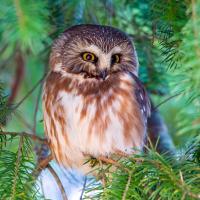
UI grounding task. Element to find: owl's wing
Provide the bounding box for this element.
[129,72,151,124]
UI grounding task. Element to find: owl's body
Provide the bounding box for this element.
[43,24,150,171]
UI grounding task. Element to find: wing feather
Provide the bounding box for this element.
[129,72,151,124]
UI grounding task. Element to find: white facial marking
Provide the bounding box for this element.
[81,45,123,71]
[54,63,62,71]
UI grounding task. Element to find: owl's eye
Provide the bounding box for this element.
[111,54,121,65]
[82,52,97,62]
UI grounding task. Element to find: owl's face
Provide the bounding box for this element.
[50,24,139,80]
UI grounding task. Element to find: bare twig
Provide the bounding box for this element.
[13,112,33,131]
[33,83,43,134]
[37,154,53,170]
[32,153,53,178]
[47,164,68,200]
[154,91,183,110]
[80,176,87,200]
[14,74,46,110]
[0,131,47,144]
[0,53,14,71]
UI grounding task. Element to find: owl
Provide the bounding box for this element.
[42,24,150,172]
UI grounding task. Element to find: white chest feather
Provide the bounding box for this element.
[43,73,145,168]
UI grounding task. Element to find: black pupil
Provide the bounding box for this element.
[86,54,92,60]
[112,55,119,64]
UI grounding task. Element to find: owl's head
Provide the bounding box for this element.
[50,24,139,80]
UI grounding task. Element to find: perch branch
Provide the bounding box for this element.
[47,164,68,200]
[32,153,53,178]
[0,131,47,144]
[97,156,129,172]
[37,153,53,170]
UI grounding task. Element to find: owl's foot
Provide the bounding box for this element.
[98,156,130,173]
[98,156,122,168]
[114,149,129,157]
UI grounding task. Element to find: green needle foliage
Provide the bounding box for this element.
[0,136,43,199]
[0,84,10,128]
[0,84,10,148]
[0,0,200,199]
[0,0,51,54]
[86,139,200,200]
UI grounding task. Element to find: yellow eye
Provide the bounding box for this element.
[82,52,96,62]
[111,54,121,64]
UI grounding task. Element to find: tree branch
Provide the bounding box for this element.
[154,91,183,110]
[8,51,25,104]
[0,131,47,144]
[122,172,132,200]
[13,74,46,110]
[80,177,87,200]
[47,164,68,200]
[32,153,53,178]
[97,156,129,173]
[11,136,23,199]
[33,83,43,135]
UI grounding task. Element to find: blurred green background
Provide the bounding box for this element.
[0,0,200,199]
[1,0,199,149]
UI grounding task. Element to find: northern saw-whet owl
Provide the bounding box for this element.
[42,24,150,172]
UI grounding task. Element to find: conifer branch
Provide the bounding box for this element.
[14,0,25,28]
[122,172,132,200]
[11,136,23,200]
[86,155,130,173]
[191,0,200,58]
[0,131,47,144]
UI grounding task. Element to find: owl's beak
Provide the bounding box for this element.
[99,69,108,80]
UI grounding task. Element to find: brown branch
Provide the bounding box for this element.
[154,91,183,110]
[14,112,33,131]
[80,177,87,200]
[0,131,47,144]
[0,53,14,71]
[32,153,53,179]
[8,52,25,104]
[114,150,144,163]
[47,164,68,200]
[14,74,46,110]
[37,153,53,170]
[97,156,129,172]
[33,83,43,134]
